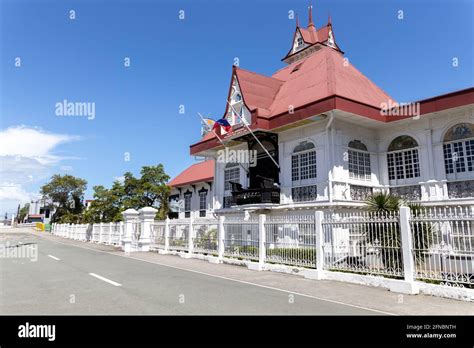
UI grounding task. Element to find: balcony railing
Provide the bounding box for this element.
[230,182,280,205]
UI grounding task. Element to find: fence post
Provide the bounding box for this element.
[257,214,266,271]
[119,221,124,244]
[138,207,158,252]
[218,215,225,261]
[315,211,325,279]
[188,213,194,255]
[99,222,104,243]
[108,222,113,244]
[164,217,170,252]
[397,206,419,294]
[121,209,139,253]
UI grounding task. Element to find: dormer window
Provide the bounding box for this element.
[297,37,304,47]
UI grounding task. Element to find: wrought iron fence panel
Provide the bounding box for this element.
[150,221,166,250]
[322,211,403,277]
[168,221,189,251]
[192,219,219,255]
[410,206,474,288]
[264,214,316,268]
[223,218,259,261]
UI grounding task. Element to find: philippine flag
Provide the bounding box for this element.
[212,118,232,134]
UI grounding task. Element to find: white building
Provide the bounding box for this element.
[168,160,215,219]
[186,7,473,217]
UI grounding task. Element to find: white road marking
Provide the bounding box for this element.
[88,273,122,287]
[43,236,395,315]
[47,254,60,261]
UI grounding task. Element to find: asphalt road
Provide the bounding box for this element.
[0,231,378,315]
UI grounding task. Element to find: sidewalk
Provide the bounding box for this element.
[24,228,474,315]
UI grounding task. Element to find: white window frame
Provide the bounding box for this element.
[199,190,207,217]
[184,192,192,218]
[443,136,474,180]
[291,144,317,187]
[224,164,240,193]
[387,147,421,185]
[347,146,371,181]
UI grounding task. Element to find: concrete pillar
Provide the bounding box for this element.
[99,222,103,243]
[218,215,225,261]
[121,208,139,253]
[395,206,419,294]
[188,213,194,254]
[108,222,113,244]
[249,214,266,271]
[315,211,324,278]
[138,207,158,252]
[164,217,170,252]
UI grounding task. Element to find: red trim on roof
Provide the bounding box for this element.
[168,160,215,188]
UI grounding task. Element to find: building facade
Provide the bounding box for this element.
[168,160,215,219]
[188,7,473,217]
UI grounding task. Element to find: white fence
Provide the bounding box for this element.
[49,205,474,297]
[51,222,124,245]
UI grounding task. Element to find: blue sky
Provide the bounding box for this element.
[0,0,472,214]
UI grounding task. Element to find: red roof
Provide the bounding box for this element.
[189,14,474,156]
[235,67,284,115]
[271,46,393,115]
[168,160,215,187]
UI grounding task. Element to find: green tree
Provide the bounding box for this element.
[18,203,30,222]
[83,182,124,223]
[40,174,87,223]
[120,165,170,219]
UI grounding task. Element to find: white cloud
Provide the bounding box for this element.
[0,126,80,213]
[0,126,80,165]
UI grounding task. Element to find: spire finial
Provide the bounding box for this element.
[308,5,315,28]
[296,13,300,27]
[328,12,332,26]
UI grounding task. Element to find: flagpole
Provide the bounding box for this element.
[198,113,249,174]
[226,101,280,169]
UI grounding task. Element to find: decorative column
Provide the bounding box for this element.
[138,207,158,252]
[217,215,225,261]
[395,206,420,294]
[121,208,139,253]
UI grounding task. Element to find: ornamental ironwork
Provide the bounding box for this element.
[350,185,373,201]
[447,180,474,199]
[292,185,317,202]
[390,185,421,201]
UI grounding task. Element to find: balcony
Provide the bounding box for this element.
[230,182,280,205]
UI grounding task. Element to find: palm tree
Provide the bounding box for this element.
[363,192,432,272]
[365,191,404,213]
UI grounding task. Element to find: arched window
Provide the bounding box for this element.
[292,141,317,182]
[443,123,474,174]
[224,162,240,191]
[348,140,371,181]
[387,136,420,181]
